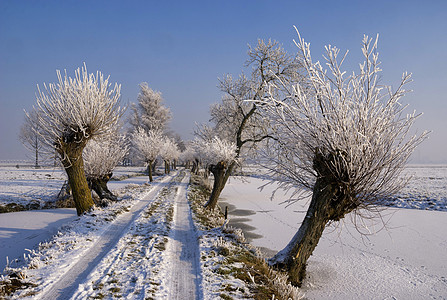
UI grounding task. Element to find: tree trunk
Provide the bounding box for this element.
[34,136,40,169]
[269,177,337,286]
[152,159,157,172]
[88,173,117,203]
[148,160,154,182]
[164,160,170,174]
[269,150,356,286]
[204,162,227,209]
[57,180,72,201]
[62,147,95,216]
[191,159,200,175]
[203,166,209,180]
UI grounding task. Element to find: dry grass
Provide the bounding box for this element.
[0,271,37,298]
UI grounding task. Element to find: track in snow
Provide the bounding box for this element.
[165,172,203,300]
[37,173,176,300]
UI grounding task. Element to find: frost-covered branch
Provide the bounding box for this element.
[193,137,237,167]
[83,135,129,179]
[199,39,304,210]
[132,128,165,181]
[259,29,428,206]
[29,63,124,215]
[33,63,124,159]
[20,109,48,167]
[132,128,163,164]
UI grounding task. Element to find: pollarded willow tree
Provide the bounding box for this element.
[257,29,428,286]
[132,127,164,182]
[32,64,123,215]
[193,136,238,205]
[83,134,128,202]
[203,39,304,209]
[179,143,196,170]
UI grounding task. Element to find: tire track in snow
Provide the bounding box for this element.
[36,172,177,300]
[70,173,180,299]
[163,171,203,300]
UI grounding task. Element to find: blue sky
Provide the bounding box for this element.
[1,0,446,163]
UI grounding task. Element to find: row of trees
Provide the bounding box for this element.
[22,65,182,216]
[21,28,427,286]
[189,30,427,286]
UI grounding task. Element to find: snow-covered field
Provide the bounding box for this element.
[219,167,447,299]
[0,165,446,299]
[389,165,447,211]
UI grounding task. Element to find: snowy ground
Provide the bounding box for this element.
[0,208,77,271]
[1,171,198,298]
[1,165,446,299]
[0,166,66,210]
[387,165,447,211]
[219,174,447,299]
[1,169,259,299]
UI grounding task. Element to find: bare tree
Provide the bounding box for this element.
[83,134,128,202]
[31,63,123,215]
[132,127,163,182]
[203,39,303,209]
[257,29,428,286]
[19,110,45,168]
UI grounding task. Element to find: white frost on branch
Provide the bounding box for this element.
[193,137,237,166]
[31,63,124,158]
[132,128,164,165]
[179,143,197,164]
[257,28,428,207]
[129,82,171,133]
[83,135,129,179]
[159,137,180,163]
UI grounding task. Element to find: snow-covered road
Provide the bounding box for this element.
[6,170,207,299]
[36,172,177,299]
[164,172,202,299]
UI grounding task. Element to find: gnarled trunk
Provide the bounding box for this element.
[147,160,154,182]
[88,173,117,203]
[270,150,356,286]
[191,158,200,175]
[61,145,94,216]
[204,161,230,209]
[164,160,170,174]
